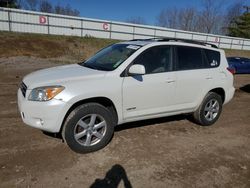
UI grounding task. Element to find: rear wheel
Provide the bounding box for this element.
[62,103,114,153]
[193,92,222,126]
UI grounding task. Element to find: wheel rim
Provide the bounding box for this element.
[204,99,220,121]
[74,114,107,146]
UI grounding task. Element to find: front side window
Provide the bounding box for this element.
[176,46,204,70]
[80,44,140,71]
[133,46,172,74]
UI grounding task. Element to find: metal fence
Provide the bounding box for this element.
[1,7,250,50]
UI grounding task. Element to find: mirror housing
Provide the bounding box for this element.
[128,64,145,75]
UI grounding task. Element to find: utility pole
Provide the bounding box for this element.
[243,6,250,13]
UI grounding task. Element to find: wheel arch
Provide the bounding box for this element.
[59,97,119,134]
[209,87,225,104]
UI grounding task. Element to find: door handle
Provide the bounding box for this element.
[206,77,213,80]
[165,79,175,83]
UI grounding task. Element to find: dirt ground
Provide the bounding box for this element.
[0,56,250,188]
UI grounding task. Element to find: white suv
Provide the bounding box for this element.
[18,38,235,153]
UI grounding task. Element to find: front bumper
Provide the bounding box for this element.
[17,89,70,133]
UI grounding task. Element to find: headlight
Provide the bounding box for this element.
[28,86,65,101]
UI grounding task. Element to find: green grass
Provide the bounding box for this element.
[0,31,250,59]
[0,31,118,60]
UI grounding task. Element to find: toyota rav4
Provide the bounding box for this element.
[18,38,235,153]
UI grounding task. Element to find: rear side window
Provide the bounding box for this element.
[176,46,204,70]
[204,49,220,68]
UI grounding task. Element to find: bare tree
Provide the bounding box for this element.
[65,4,80,16]
[54,3,64,14]
[178,8,198,31]
[39,0,53,13]
[24,0,38,11]
[156,7,179,28]
[0,0,21,8]
[156,7,199,31]
[126,16,147,25]
[197,0,224,34]
[156,0,226,34]
[227,1,244,21]
[54,3,79,16]
[223,1,244,34]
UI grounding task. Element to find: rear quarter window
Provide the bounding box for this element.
[204,49,220,68]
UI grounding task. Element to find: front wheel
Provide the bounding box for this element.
[62,103,115,153]
[193,92,223,126]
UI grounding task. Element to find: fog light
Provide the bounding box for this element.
[40,119,44,126]
[35,118,44,126]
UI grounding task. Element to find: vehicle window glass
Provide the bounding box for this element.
[176,46,204,70]
[133,46,171,74]
[204,49,220,68]
[81,44,140,71]
[243,58,250,63]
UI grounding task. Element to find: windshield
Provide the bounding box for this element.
[80,44,141,71]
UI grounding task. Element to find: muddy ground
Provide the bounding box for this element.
[0,56,249,188]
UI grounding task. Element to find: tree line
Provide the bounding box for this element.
[126,0,250,38]
[0,0,80,16]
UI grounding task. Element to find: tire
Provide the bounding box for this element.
[62,103,115,153]
[193,92,222,126]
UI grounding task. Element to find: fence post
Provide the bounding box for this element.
[81,19,83,37]
[109,22,112,39]
[230,39,233,50]
[47,15,50,34]
[132,26,135,39]
[241,40,244,50]
[7,9,11,32]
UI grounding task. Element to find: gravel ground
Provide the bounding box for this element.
[0,56,250,188]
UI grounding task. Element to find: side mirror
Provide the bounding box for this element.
[128,64,145,75]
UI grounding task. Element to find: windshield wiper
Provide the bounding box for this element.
[81,63,98,70]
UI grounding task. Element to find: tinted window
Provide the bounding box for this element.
[204,49,220,68]
[133,46,172,74]
[245,59,250,63]
[176,46,204,70]
[81,44,140,71]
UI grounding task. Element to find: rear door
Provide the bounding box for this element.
[174,46,213,110]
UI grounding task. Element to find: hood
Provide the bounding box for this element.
[23,64,106,89]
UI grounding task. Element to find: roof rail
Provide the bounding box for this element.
[130,37,218,48]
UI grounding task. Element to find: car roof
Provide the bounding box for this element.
[119,40,153,46]
[120,38,219,49]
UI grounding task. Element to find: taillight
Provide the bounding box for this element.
[227,67,236,74]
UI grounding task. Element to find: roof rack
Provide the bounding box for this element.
[130,37,218,48]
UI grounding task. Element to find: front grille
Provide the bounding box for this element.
[20,82,27,97]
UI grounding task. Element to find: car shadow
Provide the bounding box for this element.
[115,114,188,132]
[42,131,62,140]
[42,114,190,140]
[240,84,250,93]
[90,164,132,188]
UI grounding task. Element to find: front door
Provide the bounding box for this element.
[122,45,177,120]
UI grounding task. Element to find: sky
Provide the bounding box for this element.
[49,0,250,25]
